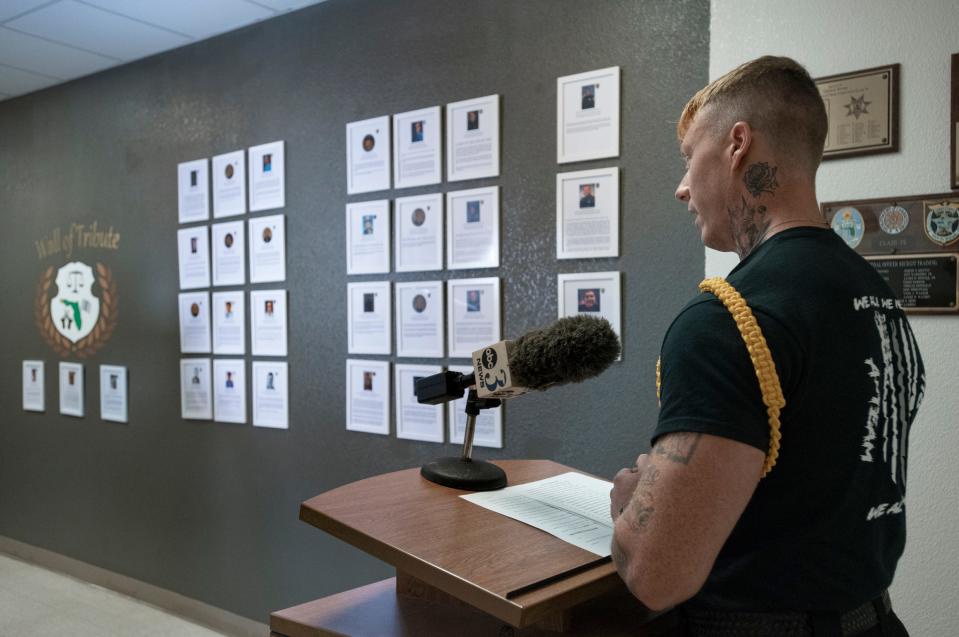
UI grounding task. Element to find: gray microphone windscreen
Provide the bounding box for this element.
[509,315,620,390]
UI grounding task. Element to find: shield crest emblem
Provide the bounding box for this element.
[50,262,101,343]
[924,201,959,247]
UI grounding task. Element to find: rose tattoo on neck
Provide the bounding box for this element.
[743,162,779,198]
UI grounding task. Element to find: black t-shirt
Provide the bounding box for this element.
[655,227,925,612]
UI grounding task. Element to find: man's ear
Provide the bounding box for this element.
[728,121,752,172]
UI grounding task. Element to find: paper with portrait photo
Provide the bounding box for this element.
[250,289,288,357]
[394,193,443,272]
[177,226,210,290]
[346,199,391,275]
[348,281,392,355]
[558,271,622,360]
[393,106,442,189]
[448,365,503,448]
[447,186,500,269]
[59,361,84,417]
[556,167,619,259]
[99,364,128,423]
[180,358,212,420]
[212,150,246,218]
[178,291,211,354]
[395,364,444,443]
[346,358,390,435]
[447,94,500,182]
[22,360,45,412]
[248,141,285,212]
[212,220,246,286]
[213,359,246,424]
[178,158,209,223]
[347,115,391,194]
[557,66,620,163]
[249,214,286,283]
[252,361,288,429]
[396,281,444,358]
[212,290,245,355]
[447,277,500,359]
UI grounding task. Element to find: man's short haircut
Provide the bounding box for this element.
[678,56,828,173]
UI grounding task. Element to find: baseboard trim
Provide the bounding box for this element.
[0,535,268,637]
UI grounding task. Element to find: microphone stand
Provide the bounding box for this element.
[420,389,507,491]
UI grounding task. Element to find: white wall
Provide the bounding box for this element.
[708,1,959,633]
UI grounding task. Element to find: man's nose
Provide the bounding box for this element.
[675,178,690,203]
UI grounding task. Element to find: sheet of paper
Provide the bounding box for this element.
[178,158,209,223]
[393,106,441,189]
[462,472,614,557]
[446,186,499,269]
[347,281,392,355]
[212,150,246,218]
[446,94,500,182]
[250,289,288,356]
[59,361,84,417]
[556,167,619,259]
[22,360,45,412]
[556,66,620,164]
[346,358,390,435]
[180,358,212,420]
[212,290,246,355]
[395,363,444,442]
[252,361,288,429]
[347,115,391,194]
[212,220,246,286]
[213,358,246,424]
[178,291,211,353]
[249,214,286,283]
[394,193,443,272]
[396,280,444,358]
[446,277,500,358]
[248,140,285,212]
[177,226,210,289]
[346,199,391,275]
[448,365,502,448]
[99,364,128,423]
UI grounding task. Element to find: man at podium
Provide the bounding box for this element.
[609,56,920,636]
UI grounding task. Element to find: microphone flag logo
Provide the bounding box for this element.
[482,347,498,369]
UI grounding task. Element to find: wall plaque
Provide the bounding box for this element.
[816,64,899,160]
[865,254,958,313]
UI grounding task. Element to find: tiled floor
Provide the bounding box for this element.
[0,553,229,637]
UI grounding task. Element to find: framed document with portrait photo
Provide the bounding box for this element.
[346,358,390,435]
[393,106,442,189]
[557,66,620,163]
[395,363,444,443]
[816,64,900,160]
[23,360,45,412]
[557,271,622,359]
[446,94,500,182]
[395,193,443,272]
[346,199,391,275]
[447,277,500,359]
[556,167,619,259]
[446,186,500,269]
[395,280,444,358]
[348,281,392,355]
[347,115,392,195]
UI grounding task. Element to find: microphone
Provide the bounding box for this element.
[415,316,620,492]
[414,315,620,404]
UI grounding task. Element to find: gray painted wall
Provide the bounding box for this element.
[0,0,708,622]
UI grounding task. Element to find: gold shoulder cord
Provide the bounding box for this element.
[656,277,785,478]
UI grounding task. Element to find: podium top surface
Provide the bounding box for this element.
[299,459,622,627]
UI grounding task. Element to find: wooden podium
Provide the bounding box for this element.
[271,460,665,636]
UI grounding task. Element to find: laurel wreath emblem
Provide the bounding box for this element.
[34,262,119,358]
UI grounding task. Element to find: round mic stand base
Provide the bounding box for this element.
[420,458,507,491]
[421,389,505,491]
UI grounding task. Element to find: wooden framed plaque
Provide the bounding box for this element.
[864,254,958,313]
[816,64,899,160]
[951,53,958,190]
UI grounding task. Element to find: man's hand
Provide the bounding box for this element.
[610,454,656,522]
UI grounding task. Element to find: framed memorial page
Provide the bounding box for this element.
[447,277,500,359]
[180,358,212,420]
[99,365,128,423]
[212,150,246,218]
[395,280,444,358]
[248,141,285,212]
[177,226,210,290]
[446,94,500,182]
[252,361,288,429]
[395,363,444,443]
[446,186,500,269]
[178,158,209,223]
[346,358,390,435]
[557,66,620,163]
[346,199,391,275]
[557,271,623,358]
[395,193,443,272]
[347,281,392,355]
[213,359,247,424]
[816,64,900,160]
[393,106,442,189]
[556,167,620,259]
[347,115,392,194]
[59,362,85,417]
[22,360,45,412]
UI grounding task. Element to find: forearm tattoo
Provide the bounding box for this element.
[729,196,770,259]
[653,432,703,465]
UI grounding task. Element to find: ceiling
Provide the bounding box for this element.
[0,0,327,102]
